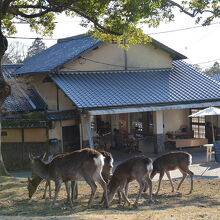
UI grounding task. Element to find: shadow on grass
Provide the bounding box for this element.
[1,177,220,217]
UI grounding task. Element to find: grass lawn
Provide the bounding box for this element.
[0,176,220,220]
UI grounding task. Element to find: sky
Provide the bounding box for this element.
[8,12,220,70]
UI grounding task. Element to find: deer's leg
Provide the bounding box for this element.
[97,175,109,208]
[117,190,122,204]
[186,169,194,194]
[124,182,129,197]
[83,175,97,208]
[65,181,73,207]
[165,171,174,192]
[71,181,78,202]
[134,178,145,206]
[178,168,194,194]
[119,185,131,206]
[145,176,153,201]
[117,181,129,205]
[51,180,62,208]
[143,181,148,193]
[48,181,51,198]
[177,171,187,191]
[155,170,165,195]
[43,181,48,199]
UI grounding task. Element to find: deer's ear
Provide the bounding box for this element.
[29,153,35,161]
[41,152,47,160]
[41,154,53,164]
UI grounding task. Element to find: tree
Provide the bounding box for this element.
[204,61,220,76]
[3,41,27,64]
[0,1,219,175]
[26,38,47,59]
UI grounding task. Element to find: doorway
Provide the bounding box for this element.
[62,125,80,152]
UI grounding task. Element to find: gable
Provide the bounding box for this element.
[13,34,186,75]
[62,41,174,71]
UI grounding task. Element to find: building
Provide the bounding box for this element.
[3,34,220,170]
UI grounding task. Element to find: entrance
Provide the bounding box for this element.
[62,125,80,152]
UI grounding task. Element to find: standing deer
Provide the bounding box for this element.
[29,148,109,208]
[27,150,113,203]
[150,151,194,195]
[107,156,153,207]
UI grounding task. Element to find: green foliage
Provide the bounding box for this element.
[0,0,219,47]
[23,111,44,119]
[204,62,220,76]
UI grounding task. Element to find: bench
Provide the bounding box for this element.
[168,138,208,148]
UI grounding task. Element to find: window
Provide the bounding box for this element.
[1,131,7,137]
[190,109,205,138]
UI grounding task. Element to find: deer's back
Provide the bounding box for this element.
[111,156,152,183]
[153,151,192,171]
[49,148,101,181]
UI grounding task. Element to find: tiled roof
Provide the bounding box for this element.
[212,73,220,82]
[50,61,220,109]
[14,34,102,75]
[13,34,186,75]
[2,64,47,112]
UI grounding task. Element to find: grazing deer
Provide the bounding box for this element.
[150,151,194,195]
[27,173,51,199]
[29,148,109,208]
[27,152,78,200]
[107,156,153,207]
[28,150,113,203]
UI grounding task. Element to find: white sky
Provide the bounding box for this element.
[8,12,220,70]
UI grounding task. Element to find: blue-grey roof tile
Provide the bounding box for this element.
[13,34,186,76]
[50,61,220,109]
[14,34,102,75]
[2,64,47,112]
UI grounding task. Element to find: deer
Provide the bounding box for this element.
[28,153,78,201]
[28,150,113,203]
[150,151,194,195]
[27,173,51,199]
[107,156,153,207]
[29,148,109,208]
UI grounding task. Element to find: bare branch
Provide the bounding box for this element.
[166,0,197,17]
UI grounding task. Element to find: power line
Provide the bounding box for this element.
[80,56,220,69]
[147,21,220,35]
[194,58,220,65]
[8,36,58,41]
[7,21,220,40]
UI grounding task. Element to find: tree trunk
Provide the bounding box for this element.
[0,29,11,176]
[0,111,9,176]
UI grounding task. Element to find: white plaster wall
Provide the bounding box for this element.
[62,42,172,71]
[163,109,190,133]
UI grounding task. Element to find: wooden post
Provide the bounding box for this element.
[211,116,215,143]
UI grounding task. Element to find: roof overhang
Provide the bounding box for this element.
[88,101,220,115]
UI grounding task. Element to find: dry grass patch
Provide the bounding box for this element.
[0,176,220,219]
